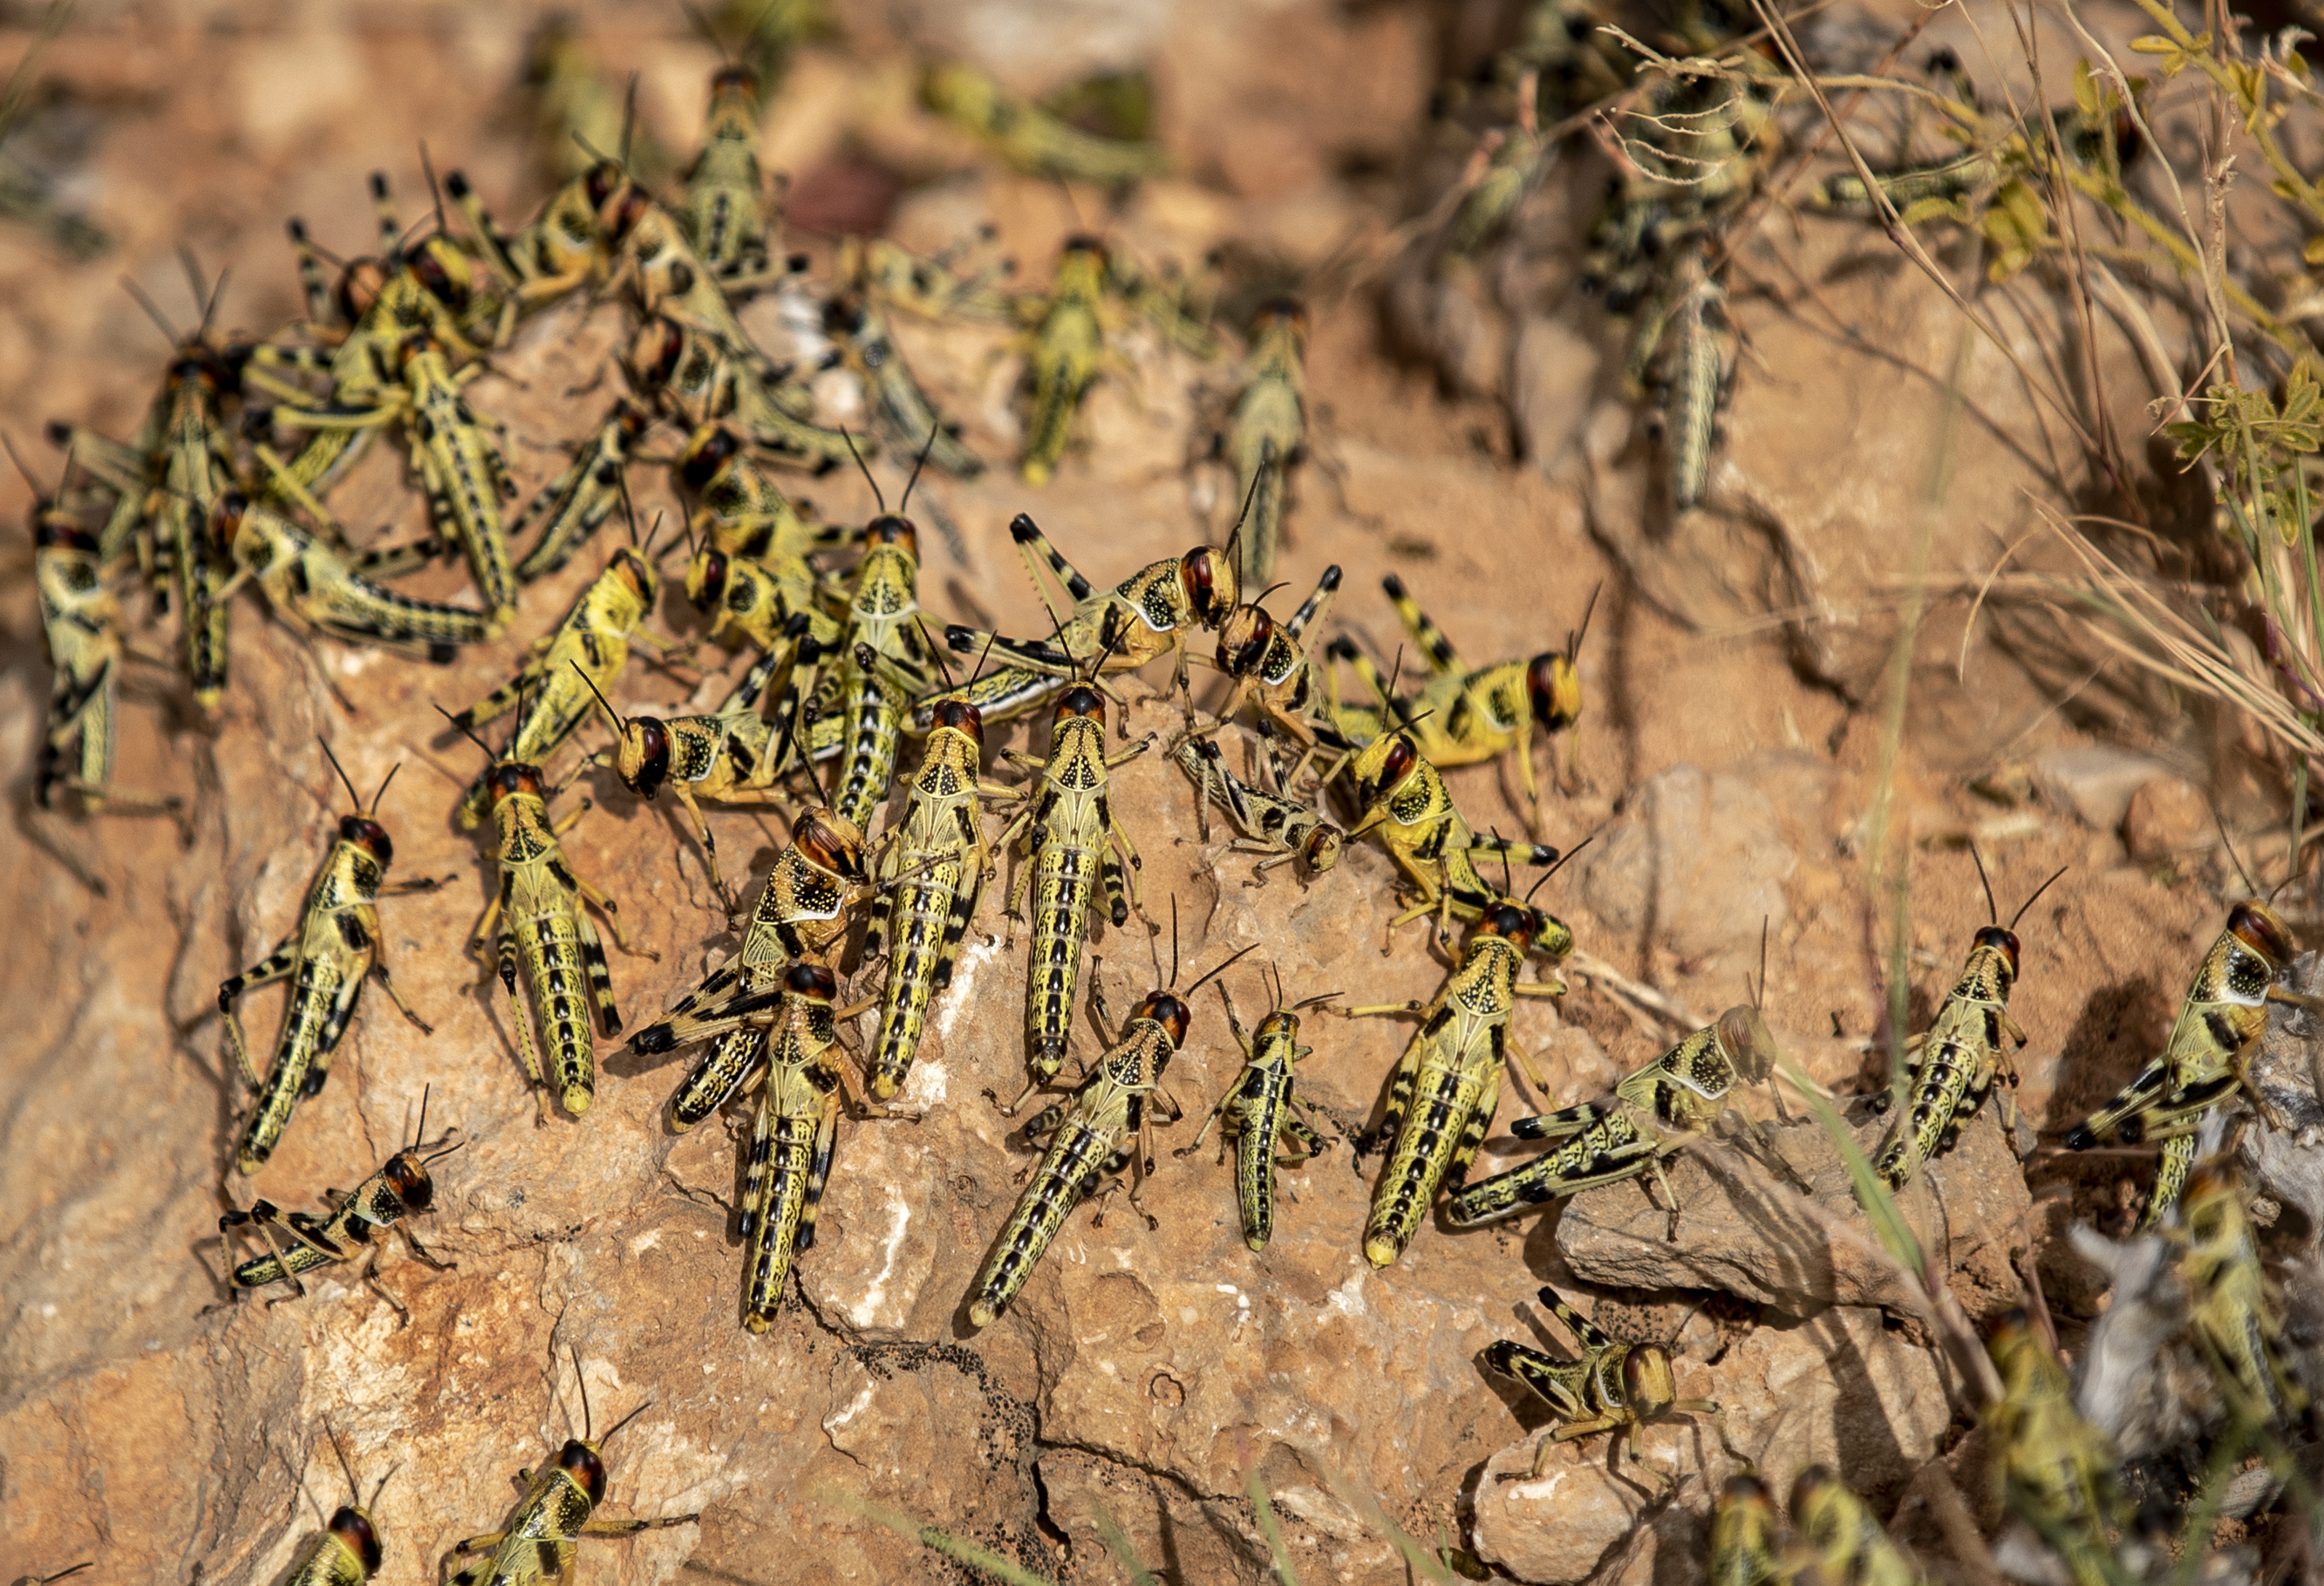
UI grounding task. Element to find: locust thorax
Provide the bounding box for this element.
[1528,650,1581,732]
[325,1506,384,1574]
[2229,901,2296,969]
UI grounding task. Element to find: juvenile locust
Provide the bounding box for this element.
[453,539,671,827]
[1350,897,1567,1267]
[514,396,653,582]
[1787,1467,1923,1586]
[1219,298,1308,589]
[274,1433,392,1586]
[1327,575,1597,833]
[2063,900,2305,1228]
[221,744,435,1174]
[1445,994,1800,1241]
[1207,563,1353,775]
[1483,1287,1721,1477]
[921,62,1169,184]
[212,491,494,660]
[990,680,1154,1109]
[1709,1473,1782,1586]
[446,711,644,1121]
[1172,732,1343,884]
[1018,235,1112,486]
[1871,858,2067,1192]
[1180,972,1335,1250]
[221,1086,459,1317]
[864,691,1002,1101]
[824,444,941,830]
[825,290,985,478]
[736,960,876,1330]
[2175,1158,2306,1426]
[935,513,1239,728]
[966,944,1254,1328]
[680,62,776,288]
[1342,728,1564,946]
[442,1356,699,1586]
[1986,1308,2125,1586]
[630,804,870,1130]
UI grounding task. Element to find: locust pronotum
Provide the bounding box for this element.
[1869,853,2067,1192]
[221,1083,460,1318]
[443,1349,700,1586]
[965,930,1257,1329]
[221,741,438,1174]
[440,701,649,1121]
[1179,963,1337,1251]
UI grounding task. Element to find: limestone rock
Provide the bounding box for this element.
[1576,765,1796,963]
[2122,775,2210,861]
[2029,745,2169,834]
[1554,1101,2030,1320]
[1469,1305,1958,1583]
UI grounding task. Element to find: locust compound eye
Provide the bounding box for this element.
[2230,902,2297,968]
[630,718,671,795]
[1180,547,1237,627]
[556,1440,609,1505]
[688,549,730,609]
[1370,736,1416,799]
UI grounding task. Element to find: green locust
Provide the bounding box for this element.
[1448,73,1548,259]
[1445,991,1800,1240]
[1326,576,1596,835]
[1341,727,1564,945]
[221,744,436,1174]
[2176,1159,2306,1427]
[989,680,1154,1109]
[966,944,1254,1329]
[864,691,1002,1102]
[23,447,180,821]
[824,290,985,478]
[737,960,876,1330]
[446,711,644,1122]
[1349,897,1566,1267]
[1219,297,1307,588]
[1180,971,1334,1250]
[838,231,1017,324]
[630,804,870,1131]
[515,396,654,582]
[1708,1473,1782,1586]
[921,62,1168,183]
[680,63,776,289]
[453,540,670,827]
[2064,901,2306,1228]
[1787,1467,1924,1586]
[1985,1309,2125,1586]
[1208,563,1350,772]
[1172,732,1343,884]
[934,514,1240,728]
[1871,859,2067,1191]
[443,1356,699,1586]
[212,490,494,660]
[1629,236,1734,512]
[1017,236,1112,485]
[221,1086,459,1315]
[444,159,635,326]
[1483,1287,1721,1477]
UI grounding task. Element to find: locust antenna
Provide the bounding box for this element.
[419,141,448,234]
[121,276,183,347]
[3,431,46,495]
[572,1346,593,1440]
[599,1398,655,1446]
[1221,462,1262,584]
[573,659,626,732]
[1662,1295,1714,1353]
[967,630,999,686]
[1969,845,1999,925]
[412,1082,431,1152]
[197,264,231,341]
[1292,990,1340,1011]
[1267,958,1284,1013]
[1568,582,1601,661]
[369,763,401,816]
[915,616,957,688]
[841,427,884,513]
[1523,835,1589,902]
[431,701,500,763]
[637,508,667,561]
[2213,805,2259,895]
[175,244,208,320]
[2007,867,2070,930]
[1751,916,1769,1011]
[317,736,364,813]
[1183,942,1261,998]
[620,73,639,167]
[900,422,939,514]
[324,1418,362,1508]
[1169,895,1181,988]
[1490,828,1515,897]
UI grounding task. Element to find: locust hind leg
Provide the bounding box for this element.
[496,933,552,1123]
[1381,574,1469,684]
[217,936,299,1091]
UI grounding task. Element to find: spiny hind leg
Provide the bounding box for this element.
[1382,575,1468,681]
[217,936,298,1089]
[496,936,551,1122]
[573,868,657,959]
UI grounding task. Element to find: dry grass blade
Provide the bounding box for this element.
[820,1488,1059,1585]
[1088,1498,1162,1586]
[1247,1471,1301,1586]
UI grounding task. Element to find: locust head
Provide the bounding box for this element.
[678,425,740,493]
[685,548,730,610]
[2228,901,2296,970]
[1132,990,1194,1050]
[928,695,986,750]
[1299,824,1344,875]
[337,813,395,868]
[1054,684,1108,734]
[794,807,868,883]
[555,1439,610,1505]
[1714,1004,1781,1086]
[1350,732,1420,810]
[1619,1342,1680,1418]
[616,716,671,798]
[865,514,920,562]
[1215,604,1273,679]
[785,961,838,1002]
[324,1506,384,1575]
[610,546,660,606]
[1178,542,1239,630]
[1527,650,1582,732]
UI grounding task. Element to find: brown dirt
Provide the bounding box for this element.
[0,2,2266,1583]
